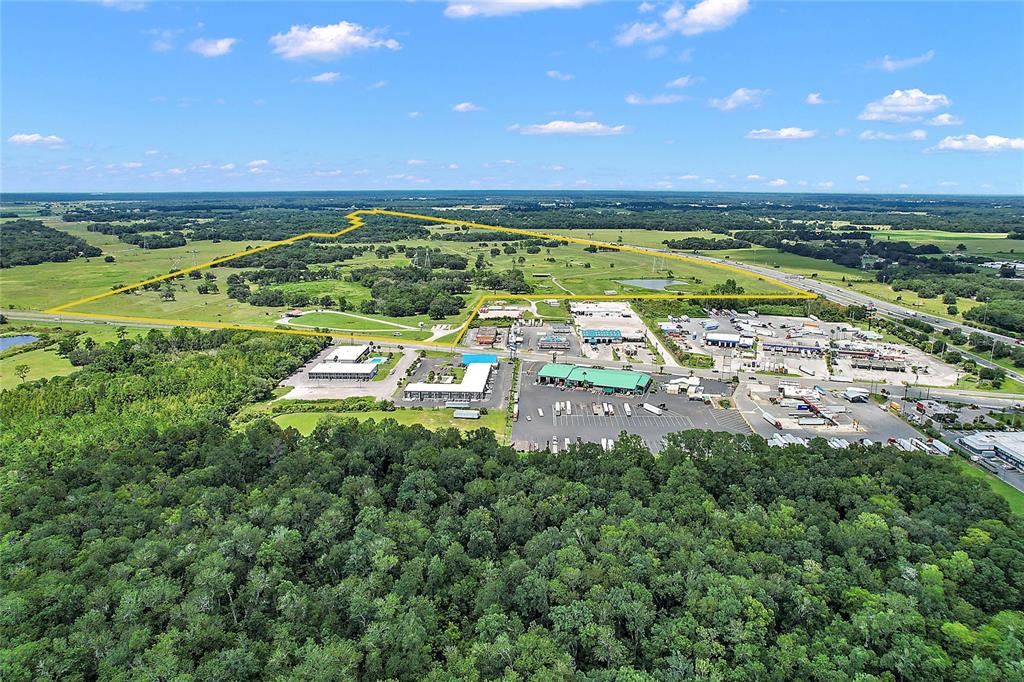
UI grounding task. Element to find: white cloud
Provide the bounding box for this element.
[97,0,145,11]
[452,101,485,112]
[7,133,65,146]
[666,75,699,88]
[407,159,428,166]
[445,163,460,170]
[872,49,935,72]
[616,0,750,45]
[367,80,388,89]
[219,163,236,170]
[745,127,817,140]
[408,111,422,118]
[746,174,761,180]
[805,92,825,105]
[542,164,566,171]
[269,21,400,59]
[935,134,1024,152]
[314,169,344,176]
[677,174,699,180]
[859,88,950,122]
[855,175,870,182]
[444,0,599,18]
[510,120,627,136]
[247,160,269,173]
[167,167,187,175]
[625,93,684,105]
[939,180,959,187]
[638,2,656,13]
[307,71,342,84]
[147,28,181,53]
[121,161,144,169]
[818,181,834,189]
[859,129,927,141]
[767,178,788,187]
[898,183,910,190]
[145,149,160,155]
[710,87,766,111]
[928,113,963,126]
[546,69,574,81]
[189,37,236,57]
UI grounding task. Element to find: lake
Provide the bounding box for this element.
[0,335,40,352]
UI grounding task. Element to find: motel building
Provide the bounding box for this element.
[308,362,379,381]
[537,363,651,395]
[404,362,493,401]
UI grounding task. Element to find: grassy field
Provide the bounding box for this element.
[273,408,507,439]
[950,456,1024,515]
[866,229,1024,257]
[0,347,76,390]
[24,217,790,336]
[712,245,984,320]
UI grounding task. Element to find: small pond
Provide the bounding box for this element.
[616,279,689,291]
[0,335,40,352]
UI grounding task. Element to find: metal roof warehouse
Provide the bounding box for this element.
[538,363,651,394]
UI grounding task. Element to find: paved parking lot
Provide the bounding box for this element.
[512,380,750,452]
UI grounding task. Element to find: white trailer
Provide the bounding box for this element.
[565,402,572,416]
[554,402,562,417]
[564,437,571,450]
[623,403,633,417]
[537,408,544,417]
[929,439,953,455]
[607,403,615,416]
[642,403,663,416]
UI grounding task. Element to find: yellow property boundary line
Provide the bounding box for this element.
[46,208,814,348]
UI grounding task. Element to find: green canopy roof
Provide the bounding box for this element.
[539,363,651,391]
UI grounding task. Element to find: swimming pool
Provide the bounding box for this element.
[369,357,386,364]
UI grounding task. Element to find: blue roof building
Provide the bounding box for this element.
[462,353,499,366]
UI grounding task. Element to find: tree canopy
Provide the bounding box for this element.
[2,328,1022,681]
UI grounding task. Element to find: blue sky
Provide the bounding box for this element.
[3,0,1022,194]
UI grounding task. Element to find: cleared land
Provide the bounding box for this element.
[273,408,507,438]
[27,211,799,344]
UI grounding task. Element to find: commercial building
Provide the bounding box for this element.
[551,323,573,334]
[404,363,492,401]
[325,344,371,363]
[762,341,824,356]
[538,335,570,350]
[958,432,1024,468]
[704,332,754,348]
[581,329,622,344]
[537,363,651,394]
[462,353,499,366]
[475,327,498,346]
[308,362,379,381]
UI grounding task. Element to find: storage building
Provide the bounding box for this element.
[581,329,622,344]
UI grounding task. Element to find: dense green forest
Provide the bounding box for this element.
[2,328,1023,680]
[0,218,102,267]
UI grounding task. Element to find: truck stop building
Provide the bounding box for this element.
[537,363,651,394]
